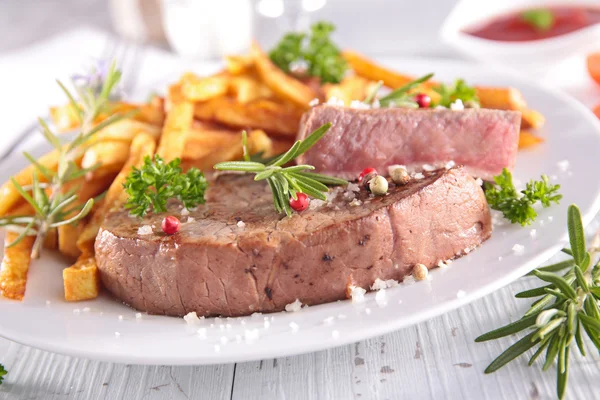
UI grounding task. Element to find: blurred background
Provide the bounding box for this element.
[0,0,457,57]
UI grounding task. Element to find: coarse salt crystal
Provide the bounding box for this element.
[450,99,464,111]
[349,199,362,207]
[365,308,372,315]
[45,300,51,306]
[135,313,143,319]
[226,324,232,331]
[463,247,471,254]
[548,216,554,222]
[187,217,195,223]
[445,160,456,170]
[285,299,303,312]
[183,312,201,325]
[73,309,80,315]
[413,172,425,180]
[435,105,447,110]
[214,344,221,352]
[197,328,207,339]
[347,183,360,192]
[82,307,91,313]
[289,322,300,333]
[530,229,537,238]
[264,320,271,329]
[437,260,448,268]
[350,100,370,109]
[323,316,335,325]
[456,290,466,299]
[181,208,190,216]
[371,278,387,290]
[219,324,225,331]
[309,199,327,210]
[512,244,525,254]
[137,225,153,235]
[244,328,260,343]
[557,160,570,171]
[349,285,366,303]
[326,96,344,106]
[372,99,381,109]
[475,178,483,186]
[115,332,121,337]
[220,336,229,345]
[332,330,340,339]
[375,289,387,306]
[422,164,435,172]
[237,220,246,228]
[118,315,124,321]
[403,275,416,285]
[309,98,320,106]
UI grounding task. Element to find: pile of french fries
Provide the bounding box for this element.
[0,42,546,303]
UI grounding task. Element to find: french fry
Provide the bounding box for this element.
[81,140,131,180]
[322,75,375,105]
[225,55,254,75]
[519,130,544,149]
[229,76,273,103]
[183,126,242,161]
[77,133,157,255]
[0,231,35,300]
[476,87,527,111]
[63,255,100,301]
[0,151,61,217]
[521,108,546,130]
[87,119,161,145]
[250,41,317,108]
[58,176,115,259]
[194,98,303,136]
[343,50,417,89]
[181,73,229,102]
[157,85,194,161]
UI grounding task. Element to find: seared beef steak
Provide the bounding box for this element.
[95,167,491,317]
[297,105,521,181]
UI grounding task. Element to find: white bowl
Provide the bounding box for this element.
[440,0,600,75]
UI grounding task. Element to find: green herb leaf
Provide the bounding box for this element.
[485,168,561,226]
[568,205,586,266]
[124,155,208,218]
[475,314,538,342]
[532,270,577,300]
[269,21,348,84]
[378,73,434,108]
[484,332,540,374]
[521,9,555,31]
[0,363,6,385]
[433,78,479,108]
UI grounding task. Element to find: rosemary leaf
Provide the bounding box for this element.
[543,333,561,371]
[474,314,538,342]
[515,284,552,298]
[557,346,569,400]
[526,259,575,276]
[484,332,539,374]
[532,270,577,300]
[568,205,586,265]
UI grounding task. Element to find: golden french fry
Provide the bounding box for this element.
[229,76,273,103]
[519,130,544,149]
[194,98,303,136]
[225,55,254,75]
[0,231,35,300]
[58,176,115,259]
[246,129,273,157]
[476,87,527,111]
[183,126,242,161]
[87,119,161,145]
[77,133,157,255]
[343,50,417,89]
[322,75,374,105]
[250,41,317,108]
[157,85,194,161]
[521,108,546,130]
[181,73,229,102]
[0,151,61,217]
[63,255,100,301]
[81,140,131,180]
[49,104,80,132]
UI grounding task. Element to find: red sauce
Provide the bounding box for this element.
[465,7,600,42]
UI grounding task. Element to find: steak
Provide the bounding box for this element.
[297,105,521,181]
[95,167,491,317]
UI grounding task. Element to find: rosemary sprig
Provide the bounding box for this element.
[476,204,600,400]
[377,73,434,108]
[0,61,124,258]
[0,363,5,384]
[214,123,347,216]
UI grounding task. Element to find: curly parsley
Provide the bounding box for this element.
[433,79,479,108]
[484,168,562,226]
[123,155,208,218]
[0,363,6,384]
[269,21,348,84]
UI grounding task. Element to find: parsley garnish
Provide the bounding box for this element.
[484,168,562,226]
[0,363,6,384]
[521,9,555,31]
[269,21,348,84]
[433,79,479,108]
[123,155,208,218]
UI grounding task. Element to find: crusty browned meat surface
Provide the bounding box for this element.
[297,105,521,181]
[95,167,492,317]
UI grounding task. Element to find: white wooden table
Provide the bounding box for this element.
[1,1,600,399]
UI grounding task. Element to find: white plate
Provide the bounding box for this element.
[1,58,600,365]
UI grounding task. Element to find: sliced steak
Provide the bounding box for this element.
[297,105,521,181]
[95,167,491,317]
